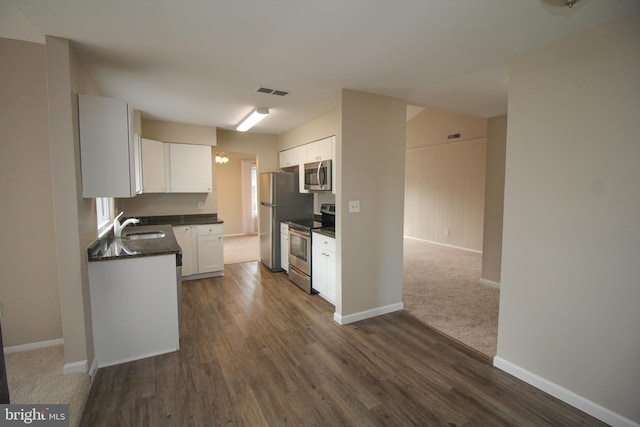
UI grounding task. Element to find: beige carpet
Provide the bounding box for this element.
[5,345,90,427]
[224,234,259,264]
[403,237,499,357]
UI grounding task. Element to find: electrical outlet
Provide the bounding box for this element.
[444,228,450,236]
[348,200,360,213]
[197,201,204,210]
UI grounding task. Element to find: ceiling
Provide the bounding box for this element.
[4,0,640,134]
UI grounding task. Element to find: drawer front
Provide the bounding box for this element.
[197,223,223,236]
[312,232,336,252]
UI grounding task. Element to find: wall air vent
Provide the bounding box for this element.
[447,133,461,140]
[257,87,289,96]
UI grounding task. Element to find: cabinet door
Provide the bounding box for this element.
[197,224,224,273]
[172,226,194,276]
[311,243,327,296]
[168,143,212,193]
[307,137,332,162]
[325,249,336,304]
[79,95,137,198]
[140,138,167,193]
[279,145,306,168]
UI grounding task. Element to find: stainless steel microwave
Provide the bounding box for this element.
[304,160,332,191]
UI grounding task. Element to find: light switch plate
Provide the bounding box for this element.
[349,200,360,213]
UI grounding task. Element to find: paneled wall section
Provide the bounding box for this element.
[404,138,486,251]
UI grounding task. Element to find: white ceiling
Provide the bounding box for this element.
[5,0,640,134]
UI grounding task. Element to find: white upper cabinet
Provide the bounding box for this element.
[279,145,306,169]
[306,137,332,162]
[167,143,212,193]
[79,94,138,198]
[139,138,167,193]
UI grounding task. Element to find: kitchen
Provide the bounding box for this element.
[75,89,341,369]
[79,91,340,368]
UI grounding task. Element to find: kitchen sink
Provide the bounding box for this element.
[122,231,166,240]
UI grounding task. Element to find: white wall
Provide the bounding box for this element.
[336,90,406,322]
[497,13,640,425]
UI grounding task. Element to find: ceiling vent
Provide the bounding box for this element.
[257,87,288,96]
[447,133,461,140]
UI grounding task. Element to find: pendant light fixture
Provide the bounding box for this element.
[215,152,229,164]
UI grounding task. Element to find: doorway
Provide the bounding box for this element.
[215,151,260,264]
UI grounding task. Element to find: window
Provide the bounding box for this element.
[251,163,257,217]
[96,197,115,236]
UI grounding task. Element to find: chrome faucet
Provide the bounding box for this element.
[113,213,140,237]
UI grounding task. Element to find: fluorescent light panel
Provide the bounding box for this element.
[236,108,269,132]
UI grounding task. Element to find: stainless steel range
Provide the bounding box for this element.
[288,204,335,293]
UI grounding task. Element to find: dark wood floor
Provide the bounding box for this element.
[81,262,604,426]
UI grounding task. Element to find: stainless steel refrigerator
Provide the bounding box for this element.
[259,172,313,271]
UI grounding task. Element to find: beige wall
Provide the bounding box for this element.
[0,38,61,347]
[481,115,507,283]
[337,90,406,319]
[278,109,337,151]
[142,119,217,146]
[46,36,100,366]
[404,108,487,251]
[216,129,279,174]
[406,107,487,149]
[216,152,257,235]
[498,13,640,424]
[117,119,219,217]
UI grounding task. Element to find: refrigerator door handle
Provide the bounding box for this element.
[260,201,274,207]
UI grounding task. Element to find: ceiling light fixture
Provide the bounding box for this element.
[215,152,229,164]
[236,108,269,132]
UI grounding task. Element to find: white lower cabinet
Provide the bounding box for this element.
[312,232,336,305]
[172,223,223,279]
[197,224,224,274]
[280,222,289,272]
[89,255,179,368]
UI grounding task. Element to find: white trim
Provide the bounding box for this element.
[4,338,64,354]
[63,359,88,374]
[479,278,500,289]
[493,356,639,427]
[88,358,98,378]
[333,302,404,325]
[404,235,482,254]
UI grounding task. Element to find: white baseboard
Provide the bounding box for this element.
[479,278,500,289]
[334,302,404,325]
[88,358,98,378]
[63,359,88,374]
[4,338,64,354]
[494,356,639,427]
[404,236,482,254]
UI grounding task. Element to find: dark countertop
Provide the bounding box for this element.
[128,214,223,226]
[314,227,335,239]
[88,224,181,262]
